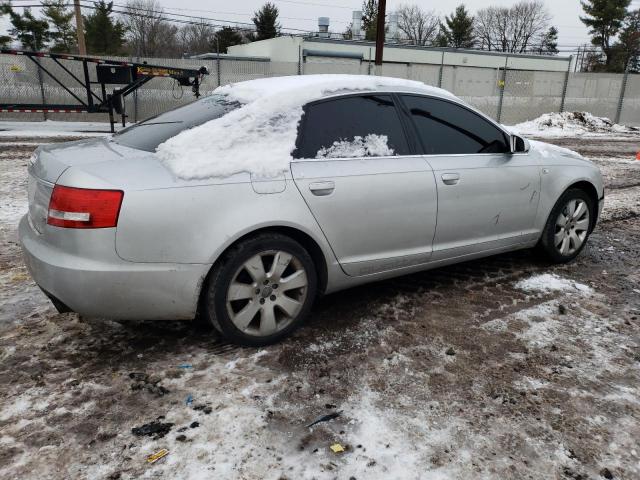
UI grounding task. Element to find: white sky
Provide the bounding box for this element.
[2,0,640,55]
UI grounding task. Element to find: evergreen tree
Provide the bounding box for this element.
[580,0,631,67]
[614,9,640,71]
[42,0,77,53]
[361,0,379,41]
[252,3,280,41]
[537,26,559,55]
[83,1,127,55]
[4,6,50,50]
[439,5,475,48]
[0,4,11,47]
[213,27,243,53]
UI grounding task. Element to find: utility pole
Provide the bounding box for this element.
[74,0,87,55]
[374,0,386,67]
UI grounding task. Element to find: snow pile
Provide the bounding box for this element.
[316,133,394,159]
[155,75,450,179]
[515,273,593,295]
[509,111,638,138]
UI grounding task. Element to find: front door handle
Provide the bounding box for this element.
[441,173,460,185]
[309,181,335,196]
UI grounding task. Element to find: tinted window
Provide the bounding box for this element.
[295,95,409,159]
[112,94,239,152]
[402,95,509,155]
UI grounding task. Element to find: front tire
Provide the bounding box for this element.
[538,188,594,263]
[202,233,317,347]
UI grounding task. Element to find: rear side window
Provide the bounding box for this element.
[295,94,409,159]
[401,95,509,155]
[113,94,239,152]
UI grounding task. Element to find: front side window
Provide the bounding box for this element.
[112,94,239,152]
[295,94,409,159]
[402,95,509,155]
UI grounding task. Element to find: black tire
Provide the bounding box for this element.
[538,188,595,263]
[202,233,317,347]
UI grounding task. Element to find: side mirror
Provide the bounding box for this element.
[510,134,529,153]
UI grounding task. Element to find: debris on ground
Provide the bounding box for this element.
[177,364,193,369]
[193,404,212,414]
[185,394,193,406]
[445,347,456,356]
[131,420,174,439]
[146,449,169,464]
[129,372,170,397]
[600,467,614,479]
[306,410,343,428]
[330,443,345,453]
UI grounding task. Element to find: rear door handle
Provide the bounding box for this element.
[309,181,335,196]
[441,173,460,185]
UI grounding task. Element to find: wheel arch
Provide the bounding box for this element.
[197,225,329,317]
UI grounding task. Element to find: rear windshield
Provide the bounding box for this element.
[112,94,240,152]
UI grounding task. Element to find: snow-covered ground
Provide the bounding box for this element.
[0,124,639,479]
[0,120,120,137]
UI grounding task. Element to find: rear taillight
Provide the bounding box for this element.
[47,185,124,229]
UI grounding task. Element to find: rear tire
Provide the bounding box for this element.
[538,188,594,263]
[202,233,317,347]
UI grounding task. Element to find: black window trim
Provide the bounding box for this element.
[293,91,418,161]
[395,93,516,157]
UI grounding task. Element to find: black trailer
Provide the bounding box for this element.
[0,49,208,132]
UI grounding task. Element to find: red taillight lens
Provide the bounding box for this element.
[47,185,124,229]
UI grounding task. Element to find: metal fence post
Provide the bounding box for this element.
[298,45,302,75]
[35,58,47,121]
[217,56,221,87]
[559,55,572,113]
[496,55,508,124]
[438,51,444,88]
[614,60,631,124]
[368,48,372,75]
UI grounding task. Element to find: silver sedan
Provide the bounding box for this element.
[19,75,604,346]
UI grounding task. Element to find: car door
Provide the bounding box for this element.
[291,93,438,277]
[399,94,540,258]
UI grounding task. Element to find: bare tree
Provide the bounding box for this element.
[178,19,216,56]
[397,4,440,45]
[123,0,179,57]
[474,1,551,53]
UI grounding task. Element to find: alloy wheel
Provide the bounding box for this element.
[225,250,308,336]
[554,199,590,256]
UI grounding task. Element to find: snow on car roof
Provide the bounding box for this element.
[156,75,456,180]
[216,74,456,104]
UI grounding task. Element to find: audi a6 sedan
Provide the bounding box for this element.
[20,75,604,346]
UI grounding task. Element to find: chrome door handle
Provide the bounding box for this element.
[441,173,460,185]
[309,181,335,196]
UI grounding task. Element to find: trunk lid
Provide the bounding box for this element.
[30,137,122,183]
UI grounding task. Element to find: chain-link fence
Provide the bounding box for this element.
[1,52,638,127]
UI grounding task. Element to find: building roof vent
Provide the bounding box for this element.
[318,17,330,38]
[351,11,362,40]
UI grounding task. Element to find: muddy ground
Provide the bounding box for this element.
[0,133,639,479]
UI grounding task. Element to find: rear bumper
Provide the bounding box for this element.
[19,215,210,320]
